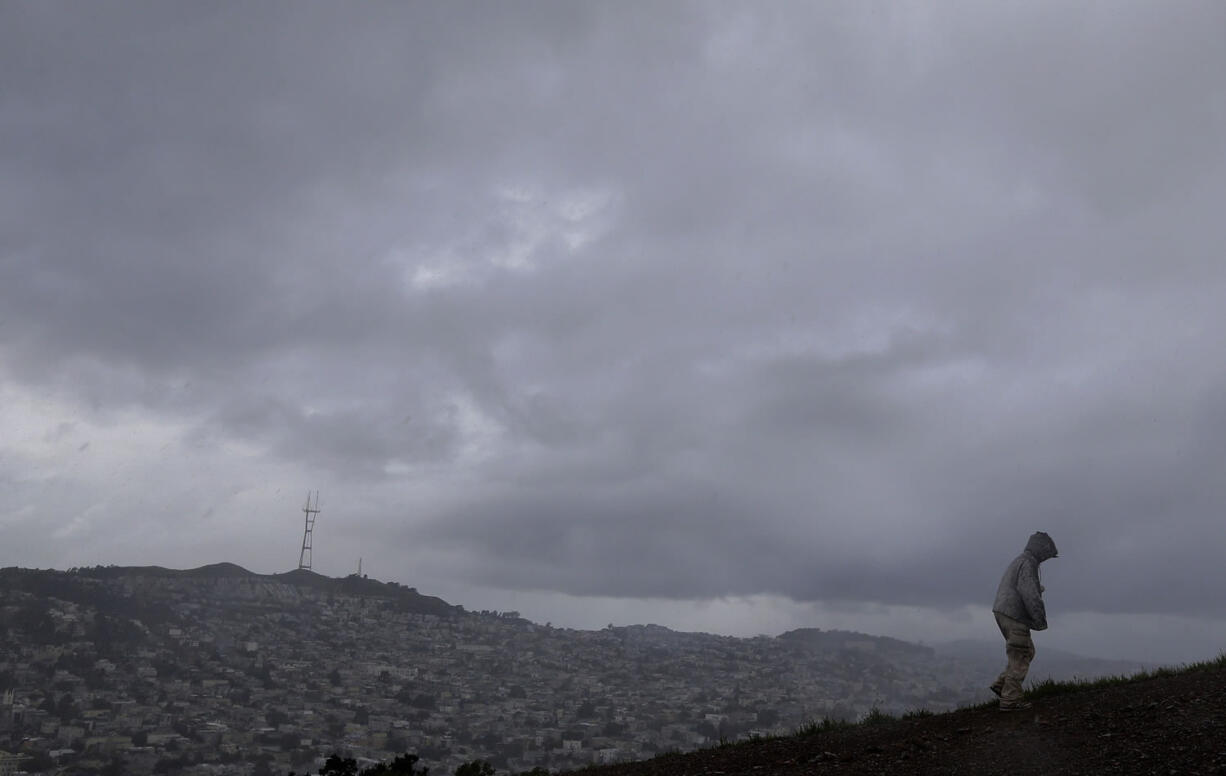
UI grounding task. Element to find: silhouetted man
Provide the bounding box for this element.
[990,531,1058,711]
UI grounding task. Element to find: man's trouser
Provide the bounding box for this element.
[992,611,1035,703]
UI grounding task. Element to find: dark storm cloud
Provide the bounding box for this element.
[426,320,1226,616]
[3,2,1226,625]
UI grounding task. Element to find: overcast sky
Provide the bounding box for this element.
[3,2,1226,664]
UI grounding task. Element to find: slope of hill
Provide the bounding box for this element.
[583,655,1226,776]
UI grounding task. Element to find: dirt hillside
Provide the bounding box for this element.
[582,662,1226,776]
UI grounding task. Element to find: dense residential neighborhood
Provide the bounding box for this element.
[0,566,1051,774]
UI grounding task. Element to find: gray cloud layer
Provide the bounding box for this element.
[3,3,1226,632]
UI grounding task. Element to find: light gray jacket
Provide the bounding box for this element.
[992,532,1058,631]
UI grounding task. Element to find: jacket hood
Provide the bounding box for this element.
[1025,531,1058,562]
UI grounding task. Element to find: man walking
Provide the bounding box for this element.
[990,531,1058,711]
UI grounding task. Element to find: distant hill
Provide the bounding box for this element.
[0,562,458,618]
[74,562,257,579]
[778,627,935,659]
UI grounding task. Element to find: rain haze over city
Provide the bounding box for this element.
[3,2,1226,665]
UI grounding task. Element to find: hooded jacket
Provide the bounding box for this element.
[992,532,1058,630]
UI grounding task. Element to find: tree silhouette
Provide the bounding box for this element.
[454,760,494,776]
[290,752,429,776]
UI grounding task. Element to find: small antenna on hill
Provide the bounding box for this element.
[357,557,362,577]
[298,491,320,571]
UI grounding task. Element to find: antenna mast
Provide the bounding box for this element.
[298,491,320,571]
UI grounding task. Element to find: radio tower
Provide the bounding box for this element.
[298,491,320,571]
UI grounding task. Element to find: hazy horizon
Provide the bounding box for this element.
[12,557,1208,666]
